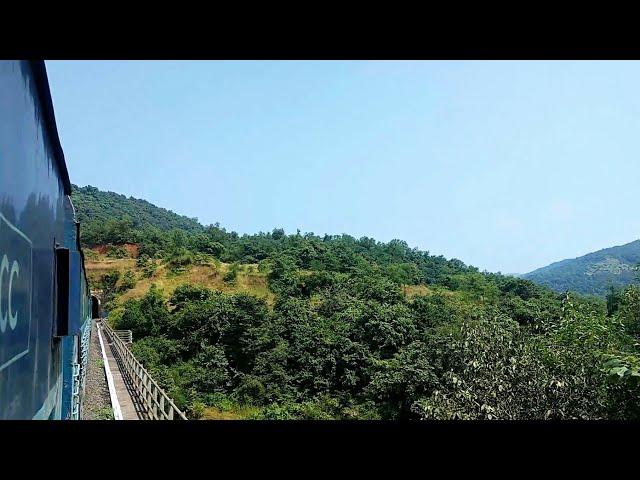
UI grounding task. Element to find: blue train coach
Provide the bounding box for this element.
[0,60,95,419]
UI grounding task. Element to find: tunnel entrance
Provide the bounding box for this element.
[91,295,100,319]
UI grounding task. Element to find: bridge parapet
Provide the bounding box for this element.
[114,330,133,344]
[101,321,187,420]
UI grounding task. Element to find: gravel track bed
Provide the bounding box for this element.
[81,320,113,420]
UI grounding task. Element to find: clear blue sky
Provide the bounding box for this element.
[46,61,640,274]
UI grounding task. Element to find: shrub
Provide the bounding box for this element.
[117,270,137,293]
[106,244,128,258]
[187,401,206,419]
[223,263,240,285]
[166,249,194,274]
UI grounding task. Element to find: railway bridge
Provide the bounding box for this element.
[85,312,187,420]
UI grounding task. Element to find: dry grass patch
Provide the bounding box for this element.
[201,406,260,420]
[86,256,275,306]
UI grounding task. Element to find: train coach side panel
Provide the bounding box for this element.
[0,60,69,419]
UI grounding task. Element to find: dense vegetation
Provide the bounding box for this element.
[78,185,640,420]
[72,184,203,246]
[522,240,640,297]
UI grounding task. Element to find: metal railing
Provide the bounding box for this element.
[101,321,187,420]
[114,330,133,344]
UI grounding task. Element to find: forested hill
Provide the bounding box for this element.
[72,184,479,285]
[78,183,640,420]
[522,240,640,297]
[71,184,203,246]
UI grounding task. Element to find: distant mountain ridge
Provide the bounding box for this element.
[522,239,640,297]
